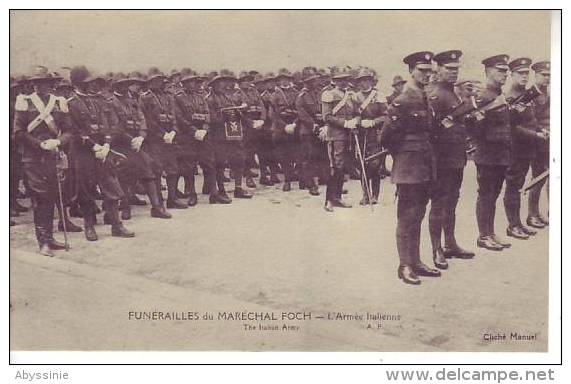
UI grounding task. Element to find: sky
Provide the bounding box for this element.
[10,10,552,95]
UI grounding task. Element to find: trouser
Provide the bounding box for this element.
[504,157,533,228]
[244,127,263,170]
[528,151,549,218]
[325,140,347,202]
[299,134,319,188]
[476,164,507,236]
[213,140,246,191]
[258,130,279,177]
[9,144,23,205]
[429,167,464,250]
[144,141,180,203]
[76,150,125,228]
[23,160,58,246]
[117,147,166,213]
[272,133,298,183]
[358,133,383,200]
[396,182,430,266]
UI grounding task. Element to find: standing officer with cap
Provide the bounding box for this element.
[322,66,359,212]
[427,50,475,269]
[386,75,407,105]
[504,57,544,240]
[270,68,299,192]
[12,66,71,256]
[206,69,253,200]
[527,61,550,228]
[381,52,441,285]
[173,68,231,205]
[295,66,323,197]
[139,67,187,210]
[68,65,135,241]
[469,55,512,251]
[353,67,387,205]
[108,72,172,219]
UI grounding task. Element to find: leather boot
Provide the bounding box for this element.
[432,247,449,270]
[397,265,421,285]
[234,187,253,199]
[282,181,291,192]
[150,205,172,219]
[39,243,54,257]
[112,223,135,238]
[84,215,98,242]
[245,177,257,188]
[187,193,198,207]
[210,192,232,204]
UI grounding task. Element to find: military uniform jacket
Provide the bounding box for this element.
[381,83,436,184]
[427,81,468,169]
[270,86,299,135]
[206,90,244,141]
[139,90,177,144]
[260,90,274,131]
[173,89,210,144]
[108,91,147,150]
[506,84,541,159]
[354,89,387,144]
[470,84,511,166]
[321,87,359,142]
[233,87,267,130]
[13,92,73,163]
[67,91,117,151]
[386,90,400,106]
[295,87,323,136]
[533,87,550,154]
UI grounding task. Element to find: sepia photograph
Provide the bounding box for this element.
[8,9,559,362]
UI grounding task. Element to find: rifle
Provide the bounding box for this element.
[440,95,479,128]
[507,85,542,107]
[520,170,549,193]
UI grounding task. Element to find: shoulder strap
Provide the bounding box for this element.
[358,89,378,113]
[27,93,59,135]
[331,90,351,115]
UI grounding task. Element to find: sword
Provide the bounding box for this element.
[55,149,70,251]
[353,131,374,212]
[520,170,549,194]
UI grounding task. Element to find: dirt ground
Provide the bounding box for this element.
[9,162,549,352]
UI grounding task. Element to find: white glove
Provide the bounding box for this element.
[40,139,61,151]
[94,143,110,161]
[284,123,296,135]
[163,131,176,144]
[194,129,208,141]
[318,126,329,141]
[513,103,527,113]
[537,131,549,141]
[252,120,264,130]
[344,118,358,130]
[473,110,485,121]
[131,136,144,152]
[360,119,375,129]
[441,116,454,129]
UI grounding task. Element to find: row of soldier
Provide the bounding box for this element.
[9,50,550,285]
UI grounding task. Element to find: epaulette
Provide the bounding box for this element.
[14,94,29,111]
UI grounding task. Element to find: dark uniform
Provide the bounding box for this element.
[270,69,299,191]
[295,67,323,196]
[353,67,388,205]
[427,50,475,268]
[469,55,512,251]
[139,68,185,209]
[322,66,359,211]
[10,78,29,221]
[381,52,441,285]
[205,70,253,199]
[108,73,171,219]
[67,66,134,241]
[257,73,281,185]
[503,58,543,239]
[527,61,550,227]
[386,75,407,106]
[173,69,230,204]
[12,68,72,255]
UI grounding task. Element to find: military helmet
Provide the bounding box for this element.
[276,68,293,79]
[264,72,276,82]
[301,66,319,83]
[147,67,167,82]
[180,68,202,83]
[253,73,266,84]
[128,71,147,83]
[209,69,237,85]
[330,66,353,80]
[354,67,377,80]
[112,72,132,85]
[28,66,62,83]
[238,71,255,82]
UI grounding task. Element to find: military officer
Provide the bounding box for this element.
[234,71,267,189]
[256,72,281,185]
[270,68,300,192]
[12,67,73,256]
[205,69,253,199]
[173,68,231,205]
[139,67,187,209]
[427,50,475,269]
[527,61,550,228]
[295,66,323,196]
[353,67,388,205]
[381,52,441,285]
[504,58,545,240]
[108,72,172,219]
[468,55,513,251]
[68,66,135,241]
[322,66,358,212]
[386,75,407,106]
